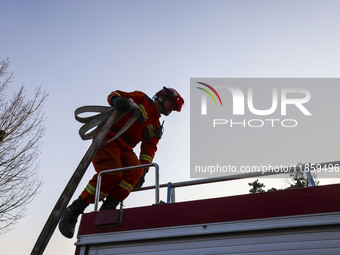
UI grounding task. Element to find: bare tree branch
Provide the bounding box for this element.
[0,58,48,234]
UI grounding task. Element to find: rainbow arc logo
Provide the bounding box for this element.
[196,82,222,115]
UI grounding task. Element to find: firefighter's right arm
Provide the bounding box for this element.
[107,90,145,112]
[107,91,131,112]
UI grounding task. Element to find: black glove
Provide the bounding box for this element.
[111,97,131,112]
[134,169,148,189]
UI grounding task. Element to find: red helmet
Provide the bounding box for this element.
[155,86,184,112]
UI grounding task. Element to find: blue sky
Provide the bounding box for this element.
[1,0,340,254]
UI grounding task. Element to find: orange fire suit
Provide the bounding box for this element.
[80,90,161,204]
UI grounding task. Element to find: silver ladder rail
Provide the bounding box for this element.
[94,163,159,211]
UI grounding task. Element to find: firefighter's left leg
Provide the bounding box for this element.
[59,196,88,238]
[80,139,124,204]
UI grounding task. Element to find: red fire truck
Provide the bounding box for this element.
[74,164,340,255]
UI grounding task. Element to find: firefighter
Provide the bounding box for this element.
[59,86,184,238]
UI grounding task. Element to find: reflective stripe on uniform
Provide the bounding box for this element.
[140,154,153,163]
[85,183,106,200]
[146,124,155,138]
[138,104,148,121]
[118,180,133,193]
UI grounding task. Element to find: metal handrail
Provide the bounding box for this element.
[94,160,340,209]
[94,163,159,211]
[136,160,340,203]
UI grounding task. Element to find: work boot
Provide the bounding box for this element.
[59,197,88,238]
[99,196,120,211]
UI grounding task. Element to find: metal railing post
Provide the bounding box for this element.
[166,182,176,203]
[167,182,172,203]
[171,187,176,203]
[154,163,160,204]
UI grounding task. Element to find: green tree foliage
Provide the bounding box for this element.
[248,179,266,194]
[249,171,318,194]
[288,170,319,189]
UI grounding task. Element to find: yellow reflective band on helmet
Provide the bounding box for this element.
[85,183,106,200]
[118,180,133,193]
[140,154,153,163]
[138,104,148,121]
